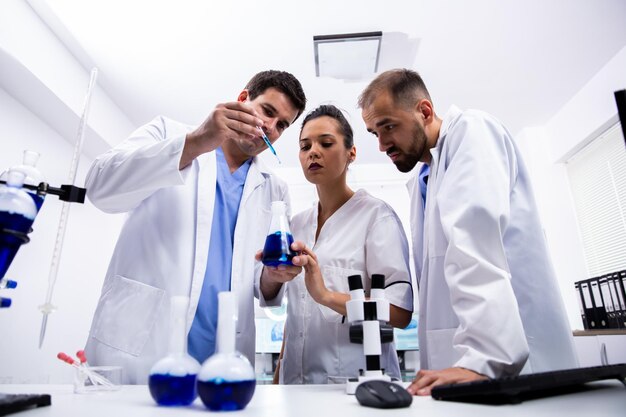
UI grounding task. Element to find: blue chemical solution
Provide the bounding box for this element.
[148,373,198,406]
[0,211,34,279]
[261,231,295,267]
[197,379,256,411]
[29,194,45,212]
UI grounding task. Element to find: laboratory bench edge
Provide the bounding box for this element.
[1,382,625,417]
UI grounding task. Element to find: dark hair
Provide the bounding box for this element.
[300,104,354,148]
[245,70,307,121]
[357,68,432,110]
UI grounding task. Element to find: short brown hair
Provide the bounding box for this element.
[245,70,307,121]
[358,69,431,110]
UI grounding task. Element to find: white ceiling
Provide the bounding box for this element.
[40,0,626,168]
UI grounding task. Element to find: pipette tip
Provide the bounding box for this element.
[257,127,281,164]
[39,314,48,349]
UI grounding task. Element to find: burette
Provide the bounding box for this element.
[38,68,98,348]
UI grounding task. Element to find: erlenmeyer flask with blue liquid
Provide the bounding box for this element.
[261,201,296,267]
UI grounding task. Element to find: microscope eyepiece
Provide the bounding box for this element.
[348,274,363,291]
[371,274,385,289]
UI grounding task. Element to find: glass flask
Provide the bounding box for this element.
[197,292,256,411]
[261,201,296,267]
[148,296,201,406]
[0,150,45,211]
[0,170,37,280]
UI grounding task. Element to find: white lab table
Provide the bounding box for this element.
[1,382,625,416]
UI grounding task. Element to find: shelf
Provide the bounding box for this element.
[573,329,626,336]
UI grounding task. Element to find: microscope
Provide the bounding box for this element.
[345,273,402,395]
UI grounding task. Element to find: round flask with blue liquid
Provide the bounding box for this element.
[197,292,256,411]
[148,296,201,406]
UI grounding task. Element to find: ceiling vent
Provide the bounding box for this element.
[313,31,382,80]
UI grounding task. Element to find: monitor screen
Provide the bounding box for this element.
[393,314,419,351]
[255,318,284,354]
[255,314,420,353]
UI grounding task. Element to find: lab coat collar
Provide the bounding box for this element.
[239,155,272,207]
[436,105,463,152]
[250,154,273,178]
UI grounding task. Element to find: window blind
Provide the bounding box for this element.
[566,123,626,276]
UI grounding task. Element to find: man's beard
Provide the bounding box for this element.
[390,122,428,173]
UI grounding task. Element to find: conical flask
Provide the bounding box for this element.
[261,201,296,266]
[148,296,201,406]
[0,170,37,280]
[197,291,256,411]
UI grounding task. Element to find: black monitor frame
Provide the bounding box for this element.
[615,89,626,146]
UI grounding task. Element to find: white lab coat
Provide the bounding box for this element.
[84,116,287,383]
[410,106,578,378]
[280,190,414,384]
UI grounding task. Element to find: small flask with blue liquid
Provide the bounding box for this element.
[0,170,38,282]
[148,296,201,406]
[197,291,256,411]
[261,201,296,267]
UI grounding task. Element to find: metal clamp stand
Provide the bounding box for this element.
[345,274,400,394]
[0,181,86,309]
[0,181,86,204]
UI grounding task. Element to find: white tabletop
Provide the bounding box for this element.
[2,382,625,416]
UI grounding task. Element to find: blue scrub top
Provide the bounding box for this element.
[188,147,252,363]
[419,163,430,207]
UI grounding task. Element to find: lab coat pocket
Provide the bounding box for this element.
[318,265,364,323]
[92,275,166,356]
[426,328,462,370]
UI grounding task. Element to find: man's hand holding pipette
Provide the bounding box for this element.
[181,96,264,169]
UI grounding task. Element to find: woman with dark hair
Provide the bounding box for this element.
[277,104,414,384]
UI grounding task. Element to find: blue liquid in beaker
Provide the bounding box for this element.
[148,373,198,406]
[197,378,256,411]
[0,211,34,279]
[261,231,295,267]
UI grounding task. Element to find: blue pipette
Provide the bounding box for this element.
[257,127,281,164]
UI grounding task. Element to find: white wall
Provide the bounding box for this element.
[0,87,125,383]
[515,46,626,331]
[0,0,131,383]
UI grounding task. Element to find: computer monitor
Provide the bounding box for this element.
[256,315,419,353]
[393,314,419,351]
[255,317,284,354]
[615,89,626,146]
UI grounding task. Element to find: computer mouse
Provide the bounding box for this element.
[355,380,413,409]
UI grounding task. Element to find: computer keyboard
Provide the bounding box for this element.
[431,363,626,404]
[0,393,51,415]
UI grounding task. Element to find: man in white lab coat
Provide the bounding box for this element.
[359,69,578,395]
[84,70,307,383]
